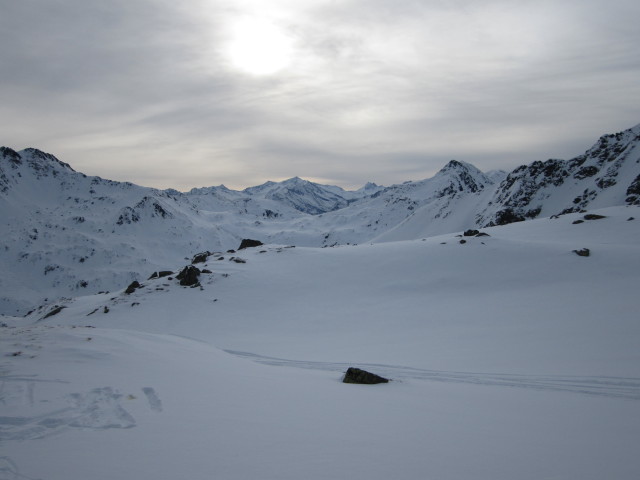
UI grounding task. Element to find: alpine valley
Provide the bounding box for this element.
[2,124,639,315]
[1,124,639,480]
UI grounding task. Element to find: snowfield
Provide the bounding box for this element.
[2,206,639,479]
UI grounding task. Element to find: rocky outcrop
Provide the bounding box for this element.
[124,281,142,294]
[191,252,211,264]
[238,239,263,250]
[478,125,640,226]
[176,265,201,287]
[148,271,173,280]
[626,174,640,205]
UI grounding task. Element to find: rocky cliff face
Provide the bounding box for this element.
[477,124,640,226]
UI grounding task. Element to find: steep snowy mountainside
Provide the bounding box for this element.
[0,148,253,315]
[306,159,503,245]
[371,124,640,242]
[477,123,640,226]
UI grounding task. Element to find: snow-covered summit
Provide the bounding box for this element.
[243,176,351,214]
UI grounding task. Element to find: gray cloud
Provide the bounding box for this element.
[1,0,639,190]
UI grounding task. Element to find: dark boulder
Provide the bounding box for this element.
[176,265,201,286]
[463,229,480,237]
[43,305,66,319]
[573,248,590,257]
[238,239,264,250]
[343,367,389,384]
[125,281,141,294]
[191,252,211,264]
[583,214,606,220]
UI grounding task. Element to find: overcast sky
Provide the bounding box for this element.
[1,0,639,190]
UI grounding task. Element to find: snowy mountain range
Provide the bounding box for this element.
[1,123,639,314]
[2,125,640,479]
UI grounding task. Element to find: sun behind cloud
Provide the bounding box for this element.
[225,18,294,75]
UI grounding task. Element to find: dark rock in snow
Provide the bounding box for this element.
[191,252,211,264]
[201,269,212,274]
[626,174,640,205]
[573,248,591,257]
[572,220,584,224]
[238,239,264,250]
[343,367,389,384]
[459,239,467,244]
[148,271,173,280]
[583,214,607,220]
[125,281,141,294]
[493,208,526,226]
[476,232,490,237]
[229,257,246,264]
[176,265,201,286]
[463,229,480,237]
[42,305,66,319]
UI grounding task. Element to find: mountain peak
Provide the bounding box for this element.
[282,176,306,185]
[439,159,479,174]
[19,148,76,172]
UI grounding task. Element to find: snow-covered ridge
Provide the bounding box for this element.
[477,123,640,225]
[1,123,640,314]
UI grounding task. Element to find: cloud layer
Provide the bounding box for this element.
[2,0,639,190]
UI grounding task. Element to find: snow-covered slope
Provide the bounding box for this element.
[371,124,640,241]
[2,205,639,480]
[2,123,640,314]
[0,147,236,315]
[0,149,381,314]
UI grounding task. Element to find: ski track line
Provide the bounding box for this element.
[225,350,640,401]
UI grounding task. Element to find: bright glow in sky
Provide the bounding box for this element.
[1,0,639,190]
[225,18,294,75]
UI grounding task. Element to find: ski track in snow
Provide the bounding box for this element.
[225,350,640,400]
